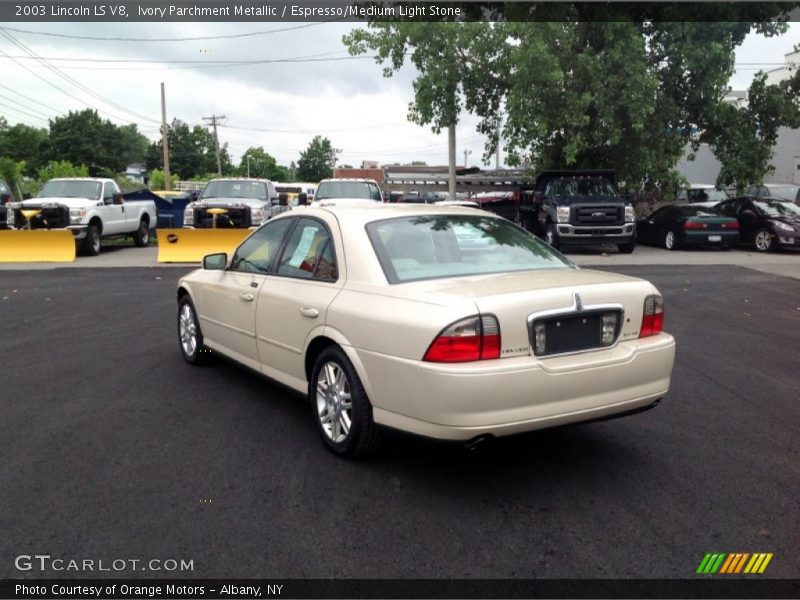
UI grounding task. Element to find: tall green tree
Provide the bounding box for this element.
[296,136,334,182]
[344,9,798,192]
[146,119,234,179]
[0,121,48,176]
[47,109,148,175]
[238,146,291,181]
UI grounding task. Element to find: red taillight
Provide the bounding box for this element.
[423,315,501,363]
[721,221,739,229]
[683,221,707,230]
[639,294,664,338]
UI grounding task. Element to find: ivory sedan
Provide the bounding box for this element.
[176,204,675,458]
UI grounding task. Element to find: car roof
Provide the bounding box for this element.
[207,177,273,183]
[318,178,379,184]
[291,202,487,225]
[48,177,111,182]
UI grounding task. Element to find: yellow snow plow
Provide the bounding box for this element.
[156,225,252,263]
[0,227,77,262]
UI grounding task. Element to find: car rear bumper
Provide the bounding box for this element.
[359,333,676,441]
[681,230,739,245]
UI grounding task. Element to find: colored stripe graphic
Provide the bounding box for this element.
[701,552,774,574]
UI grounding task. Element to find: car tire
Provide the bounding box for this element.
[178,296,212,365]
[545,223,561,250]
[310,346,381,459]
[133,219,150,247]
[617,237,636,254]
[81,223,101,256]
[753,228,774,252]
[664,230,679,251]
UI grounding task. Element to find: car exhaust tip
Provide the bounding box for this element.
[463,434,493,451]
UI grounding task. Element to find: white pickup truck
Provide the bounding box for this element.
[7,177,157,255]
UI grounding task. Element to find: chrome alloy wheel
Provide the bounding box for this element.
[179,303,198,357]
[755,230,772,251]
[665,231,676,250]
[316,361,352,443]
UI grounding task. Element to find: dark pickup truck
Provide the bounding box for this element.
[519,170,637,253]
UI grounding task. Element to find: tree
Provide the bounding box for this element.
[344,9,798,193]
[146,120,234,179]
[37,160,90,180]
[296,136,334,182]
[238,146,291,181]
[0,122,48,176]
[47,109,148,175]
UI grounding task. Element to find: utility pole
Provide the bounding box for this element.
[495,118,501,170]
[448,123,456,201]
[160,82,170,191]
[203,114,225,177]
[331,147,342,175]
[246,154,251,178]
[463,148,472,169]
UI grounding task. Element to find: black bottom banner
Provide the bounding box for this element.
[2,579,800,599]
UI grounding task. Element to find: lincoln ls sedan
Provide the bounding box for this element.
[176,204,676,458]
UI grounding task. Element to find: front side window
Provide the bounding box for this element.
[366,215,572,284]
[230,218,293,273]
[276,218,337,281]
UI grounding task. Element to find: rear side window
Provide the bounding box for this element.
[366,215,572,284]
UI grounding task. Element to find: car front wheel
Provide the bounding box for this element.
[754,228,774,252]
[310,346,381,458]
[178,296,211,365]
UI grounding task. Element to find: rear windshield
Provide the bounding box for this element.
[316,181,382,201]
[679,206,721,217]
[366,215,573,284]
[38,180,101,200]
[688,189,728,202]
[201,180,269,200]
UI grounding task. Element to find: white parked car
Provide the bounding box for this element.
[176,205,675,457]
[313,178,384,204]
[7,177,156,255]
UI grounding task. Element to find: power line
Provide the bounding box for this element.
[0,22,327,42]
[0,82,63,113]
[0,30,161,125]
[0,92,55,120]
[0,53,374,65]
[0,102,49,122]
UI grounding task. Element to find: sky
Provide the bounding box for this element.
[0,20,797,171]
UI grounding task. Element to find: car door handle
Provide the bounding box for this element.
[239,292,255,302]
[300,306,319,318]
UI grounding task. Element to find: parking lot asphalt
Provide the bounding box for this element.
[2,242,800,281]
[1,265,798,579]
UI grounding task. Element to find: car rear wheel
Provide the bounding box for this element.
[133,219,149,247]
[310,346,381,458]
[754,228,774,252]
[664,230,679,251]
[178,296,211,365]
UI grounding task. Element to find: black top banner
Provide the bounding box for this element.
[2,1,800,22]
[3,579,800,599]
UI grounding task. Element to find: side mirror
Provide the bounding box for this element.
[278,193,289,206]
[297,192,308,206]
[203,252,227,270]
[533,191,544,202]
[270,196,279,205]
[23,192,32,200]
[113,193,124,205]
[0,193,11,204]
